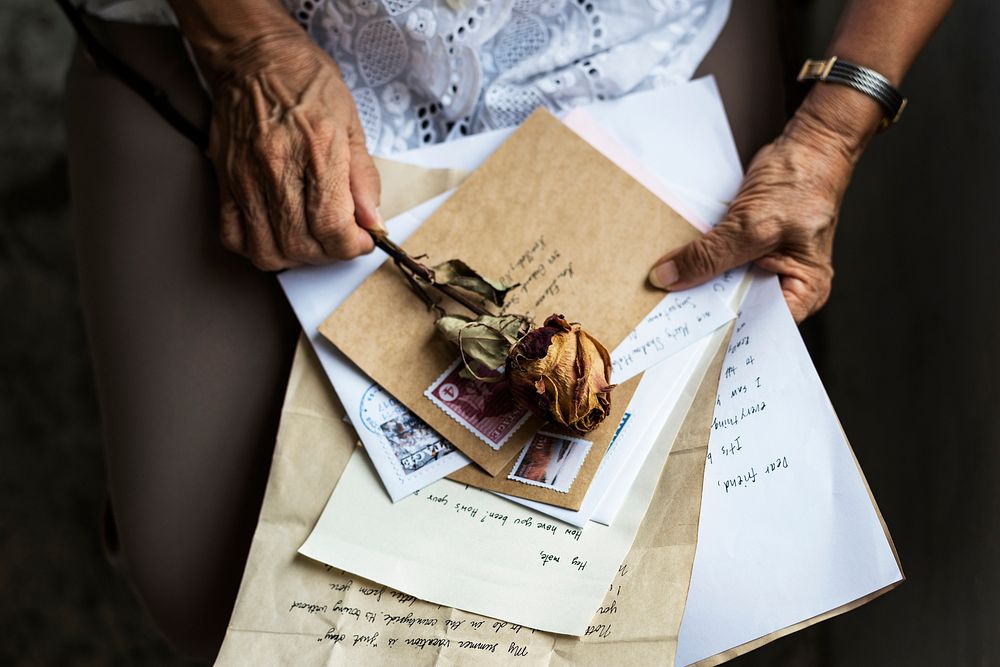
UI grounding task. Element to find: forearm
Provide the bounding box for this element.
[789,0,954,162]
[828,0,954,84]
[165,0,304,88]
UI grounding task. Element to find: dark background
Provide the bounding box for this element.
[1,1,996,665]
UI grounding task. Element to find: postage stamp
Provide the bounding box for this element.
[424,359,531,450]
[508,431,594,494]
[360,383,457,480]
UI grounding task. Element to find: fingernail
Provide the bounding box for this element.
[648,260,679,289]
[372,206,386,231]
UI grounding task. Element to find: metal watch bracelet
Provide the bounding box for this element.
[797,57,908,130]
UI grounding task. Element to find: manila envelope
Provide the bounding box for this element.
[319,109,701,500]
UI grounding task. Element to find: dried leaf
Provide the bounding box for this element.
[435,314,531,383]
[435,314,473,345]
[431,259,519,307]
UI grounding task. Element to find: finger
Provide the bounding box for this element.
[755,255,832,323]
[347,118,383,233]
[217,177,246,255]
[234,168,291,271]
[304,125,374,260]
[210,126,247,256]
[648,215,776,291]
[781,274,831,323]
[779,275,815,323]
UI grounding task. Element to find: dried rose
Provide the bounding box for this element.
[505,314,615,434]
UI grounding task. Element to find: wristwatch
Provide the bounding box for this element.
[797,57,907,130]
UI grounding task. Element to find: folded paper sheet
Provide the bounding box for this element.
[320,110,706,484]
[677,272,903,665]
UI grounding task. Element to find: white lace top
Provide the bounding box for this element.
[80,0,730,155]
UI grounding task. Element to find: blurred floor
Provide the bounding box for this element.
[0,1,996,665]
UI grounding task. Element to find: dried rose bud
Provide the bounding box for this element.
[505,314,615,434]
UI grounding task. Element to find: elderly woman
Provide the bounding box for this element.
[64,0,950,659]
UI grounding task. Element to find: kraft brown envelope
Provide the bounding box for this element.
[319,109,701,485]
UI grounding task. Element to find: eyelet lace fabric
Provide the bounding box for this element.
[79,0,729,155]
[288,0,729,155]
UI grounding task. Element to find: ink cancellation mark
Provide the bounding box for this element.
[360,383,456,480]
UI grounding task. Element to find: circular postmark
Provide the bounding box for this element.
[359,383,453,474]
[359,383,407,435]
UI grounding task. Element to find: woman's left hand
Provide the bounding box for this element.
[647,87,878,323]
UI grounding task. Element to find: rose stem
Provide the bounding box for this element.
[369,231,491,317]
[395,259,444,317]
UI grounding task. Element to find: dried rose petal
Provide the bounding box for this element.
[505,314,614,434]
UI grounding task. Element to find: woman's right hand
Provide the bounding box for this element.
[195,22,381,270]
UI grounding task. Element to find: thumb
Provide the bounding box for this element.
[648,218,767,291]
[348,130,384,233]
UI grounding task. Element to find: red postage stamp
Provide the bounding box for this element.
[425,359,530,450]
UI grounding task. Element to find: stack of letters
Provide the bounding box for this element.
[261,79,903,664]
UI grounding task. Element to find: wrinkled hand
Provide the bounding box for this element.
[648,100,871,322]
[207,31,380,270]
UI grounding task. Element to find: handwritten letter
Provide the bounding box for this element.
[676,272,902,665]
[610,283,733,384]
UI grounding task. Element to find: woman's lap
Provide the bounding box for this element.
[63,3,783,660]
[65,22,298,659]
